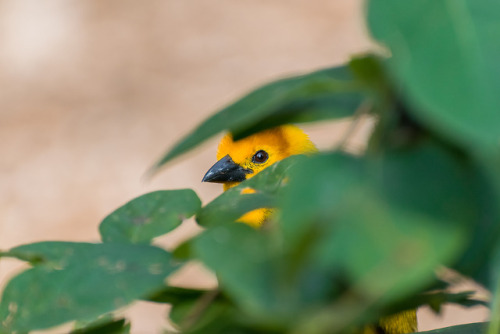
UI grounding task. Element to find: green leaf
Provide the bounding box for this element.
[418,322,488,334]
[164,288,262,334]
[171,239,194,261]
[348,55,392,103]
[169,298,257,334]
[281,141,492,306]
[71,318,130,334]
[99,190,201,244]
[196,156,303,227]
[0,242,178,333]
[447,154,500,287]
[146,286,209,305]
[151,65,363,171]
[193,224,276,316]
[192,222,334,325]
[367,0,500,150]
[393,291,487,315]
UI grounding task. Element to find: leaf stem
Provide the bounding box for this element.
[335,99,373,152]
[181,288,220,330]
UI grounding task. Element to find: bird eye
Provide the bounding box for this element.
[252,150,269,164]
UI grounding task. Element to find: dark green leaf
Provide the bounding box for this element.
[392,291,487,315]
[151,65,363,171]
[368,0,500,150]
[169,298,263,334]
[99,190,201,244]
[348,54,392,102]
[196,156,303,227]
[146,286,209,305]
[71,318,130,334]
[417,322,487,334]
[232,93,363,141]
[0,242,178,333]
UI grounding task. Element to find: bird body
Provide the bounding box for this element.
[202,125,417,334]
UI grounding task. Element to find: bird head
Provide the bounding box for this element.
[202,125,316,190]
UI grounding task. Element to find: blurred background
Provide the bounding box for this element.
[0,0,488,332]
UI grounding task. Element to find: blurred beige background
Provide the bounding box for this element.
[0,0,488,333]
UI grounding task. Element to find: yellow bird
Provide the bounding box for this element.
[202,125,417,334]
[202,125,316,227]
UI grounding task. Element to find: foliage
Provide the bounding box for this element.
[1,0,499,333]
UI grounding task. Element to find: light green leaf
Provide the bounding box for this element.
[0,242,178,333]
[99,190,201,244]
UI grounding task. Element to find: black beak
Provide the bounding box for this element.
[202,154,253,183]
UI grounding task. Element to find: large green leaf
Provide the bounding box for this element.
[0,242,178,333]
[196,156,303,227]
[151,65,363,171]
[99,190,201,244]
[280,140,493,318]
[368,0,500,150]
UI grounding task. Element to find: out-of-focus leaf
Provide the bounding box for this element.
[169,298,263,334]
[151,65,363,171]
[166,289,263,334]
[232,93,363,141]
[196,156,303,227]
[368,0,500,150]
[172,239,194,261]
[418,322,488,334]
[0,242,178,333]
[192,222,334,326]
[146,286,209,305]
[193,223,276,316]
[392,291,487,315]
[451,156,500,288]
[71,318,130,334]
[99,190,201,244]
[349,55,392,102]
[280,140,495,325]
